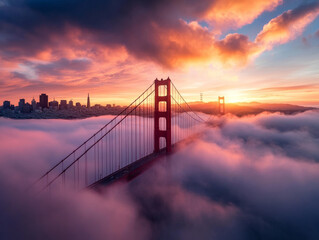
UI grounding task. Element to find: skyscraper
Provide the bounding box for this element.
[31,98,36,111]
[59,100,67,110]
[18,99,25,110]
[3,100,10,109]
[49,99,59,110]
[87,93,90,108]
[39,93,48,109]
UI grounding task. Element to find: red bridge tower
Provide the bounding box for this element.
[218,96,225,115]
[154,78,171,153]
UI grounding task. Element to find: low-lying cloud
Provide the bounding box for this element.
[1,110,319,239]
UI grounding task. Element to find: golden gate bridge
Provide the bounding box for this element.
[34,78,225,192]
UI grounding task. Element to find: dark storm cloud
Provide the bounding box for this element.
[0,0,211,66]
[0,0,283,68]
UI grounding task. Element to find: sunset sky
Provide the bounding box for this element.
[0,0,319,106]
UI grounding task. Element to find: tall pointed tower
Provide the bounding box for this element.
[87,93,90,108]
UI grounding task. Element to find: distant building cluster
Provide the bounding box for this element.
[1,93,125,119]
[2,93,90,113]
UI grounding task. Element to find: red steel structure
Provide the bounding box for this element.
[218,96,225,115]
[34,78,207,192]
[154,78,171,153]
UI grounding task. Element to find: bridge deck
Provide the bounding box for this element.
[88,148,168,190]
[88,134,202,190]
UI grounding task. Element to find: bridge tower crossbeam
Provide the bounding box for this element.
[154,78,171,153]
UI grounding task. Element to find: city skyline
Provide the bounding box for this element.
[1,92,115,107]
[1,90,127,119]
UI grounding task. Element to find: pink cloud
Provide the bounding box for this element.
[256,2,319,48]
[204,0,283,30]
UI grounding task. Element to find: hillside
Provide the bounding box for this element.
[188,101,316,116]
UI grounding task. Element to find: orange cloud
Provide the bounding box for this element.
[210,2,319,67]
[204,0,283,30]
[125,20,215,68]
[123,2,319,68]
[126,20,263,68]
[256,2,319,48]
[0,0,285,70]
[215,34,261,67]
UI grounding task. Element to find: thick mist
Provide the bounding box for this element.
[1,111,319,239]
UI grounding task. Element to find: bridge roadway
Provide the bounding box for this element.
[89,134,201,190]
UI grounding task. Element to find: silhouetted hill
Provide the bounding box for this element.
[188,101,316,116]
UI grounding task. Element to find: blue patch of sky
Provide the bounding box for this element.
[198,21,210,29]
[240,37,319,86]
[304,17,319,36]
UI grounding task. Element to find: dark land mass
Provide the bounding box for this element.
[0,105,126,120]
[188,101,316,116]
